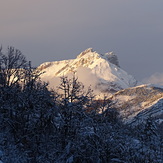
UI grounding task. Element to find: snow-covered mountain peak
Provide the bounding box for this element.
[76,48,95,59]
[76,48,103,64]
[76,48,120,68]
[38,48,137,95]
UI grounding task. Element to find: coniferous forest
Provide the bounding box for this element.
[0,47,162,162]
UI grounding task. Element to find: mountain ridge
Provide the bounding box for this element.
[109,84,163,131]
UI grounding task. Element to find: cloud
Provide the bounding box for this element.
[143,72,163,85]
[41,67,101,95]
[76,67,99,89]
[41,76,61,90]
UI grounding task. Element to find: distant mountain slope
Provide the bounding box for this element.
[38,48,137,94]
[110,84,163,129]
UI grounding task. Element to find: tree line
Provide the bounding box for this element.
[0,47,162,162]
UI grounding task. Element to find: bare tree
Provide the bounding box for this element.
[0,46,27,87]
[0,46,43,88]
[57,75,94,106]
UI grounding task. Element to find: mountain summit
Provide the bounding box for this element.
[38,48,137,94]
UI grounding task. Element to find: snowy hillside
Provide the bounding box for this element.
[38,48,137,94]
[110,84,163,128]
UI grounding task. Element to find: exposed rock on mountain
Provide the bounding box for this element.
[105,51,120,67]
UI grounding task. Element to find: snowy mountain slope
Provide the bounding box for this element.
[110,84,163,127]
[38,48,137,94]
[37,48,163,128]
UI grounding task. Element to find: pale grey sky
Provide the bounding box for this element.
[0,0,163,81]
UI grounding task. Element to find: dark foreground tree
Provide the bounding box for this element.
[0,47,162,163]
[0,47,57,162]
